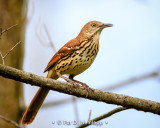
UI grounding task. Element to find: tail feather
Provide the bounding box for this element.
[21,70,58,125]
[21,88,49,124]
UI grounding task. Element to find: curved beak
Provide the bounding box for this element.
[99,23,113,28]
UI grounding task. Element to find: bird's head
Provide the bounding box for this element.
[78,21,113,40]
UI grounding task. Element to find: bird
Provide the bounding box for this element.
[21,21,113,125]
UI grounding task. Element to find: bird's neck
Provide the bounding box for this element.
[91,30,102,44]
[77,30,102,44]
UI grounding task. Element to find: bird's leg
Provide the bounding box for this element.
[58,74,79,87]
[69,75,89,88]
[69,75,91,97]
[58,74,91,97]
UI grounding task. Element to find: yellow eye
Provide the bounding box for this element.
[91,23,96,27]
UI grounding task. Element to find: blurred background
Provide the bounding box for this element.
[0,0,160,128]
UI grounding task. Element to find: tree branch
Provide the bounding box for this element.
[43,24,57,52]
[0,115,21,128]
[42,67,160,108]
[0,24,18,39]
[102,67,160,91]
[0,64,160,116]
[72,96,79,122]
[87,110,92,122]
[42,98,73,108]
[0,41,21,64]
[77,107,127,128]
[35,20,57,52]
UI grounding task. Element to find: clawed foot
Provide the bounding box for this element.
[67,79,80,88]
[58,74,80,88]
[72,80,93,97]
[58,74,92,97]
[80,83,92,97]
[67,79,92,97]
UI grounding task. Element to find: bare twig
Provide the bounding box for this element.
[0,41,21,64]
[42,98,73,108]
[0,64,160,116]
[3,41,21,59]
[43,24,56,52]
[87,110,92,122]
[2,24,18,34]
[0,51,4,64]
[77,107,127,128]
[0,115,21,128]
[35,18,50,47]
[0,24,18,39]
[25,0,35,24]
[72,97,79,122]
[35,19,57,52]
[102,67,160,91]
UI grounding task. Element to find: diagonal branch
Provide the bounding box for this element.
[43,24,57,52]
[35,20,57,52]
[3,41,21,59]
[0,24,18,39]
[0,51,4,64]
[0,41,21,64]
[102,67,160,91]
[42,98,73,108]
[77,107,127,128]
[0,64,160,116]
[0,115,21,128]
[72,96,79,122]
[87,110,92,122]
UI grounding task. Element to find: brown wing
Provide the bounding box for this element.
[44,38,81,72]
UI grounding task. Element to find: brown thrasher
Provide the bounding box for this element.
[21,21,112,124]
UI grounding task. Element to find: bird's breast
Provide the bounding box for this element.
[55,37,99,76]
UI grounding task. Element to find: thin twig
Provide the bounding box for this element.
[0,24,18,39]
[35,18,50,47]
[77,107,127,128]
[0,115,21,128]
[72,96,79,122]
[0,41,21,64]
[43,24,56,52]
[87,110,92,122]
[42,98,73,108]
[2,24,18,34]
[102,67,160,91]
[3,41,21,59]
[0,51,4,64]
[35,19,57,52]
[25,0,35,24]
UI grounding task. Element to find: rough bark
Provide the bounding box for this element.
[0,1,25,127]
[0,64,160,116]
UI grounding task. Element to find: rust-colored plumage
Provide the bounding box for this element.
[21,21,113,125]
[44,38,80,72]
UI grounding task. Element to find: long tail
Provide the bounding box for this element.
[21,71,58,124]
[21,88,49,124]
